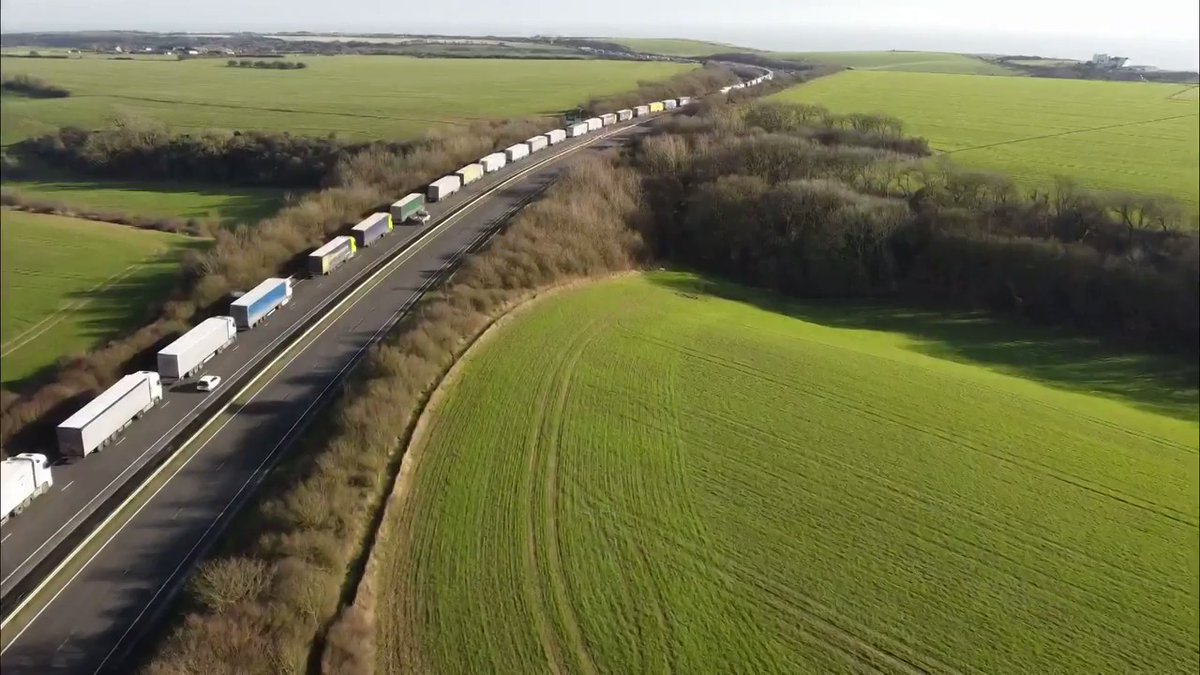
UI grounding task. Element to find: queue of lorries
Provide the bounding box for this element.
[1,72,772,525]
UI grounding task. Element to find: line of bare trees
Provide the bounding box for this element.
[12,125,361,187]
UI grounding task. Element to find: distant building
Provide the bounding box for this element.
[1090,53,1129,69]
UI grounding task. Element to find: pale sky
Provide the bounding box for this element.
[2,0,1198,69]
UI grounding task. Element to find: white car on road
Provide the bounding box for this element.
[197,375,223,392]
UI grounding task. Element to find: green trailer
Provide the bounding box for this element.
[391,193,428,224]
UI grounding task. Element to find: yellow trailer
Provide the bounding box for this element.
[308,235,357,276]
[648,101,665,113]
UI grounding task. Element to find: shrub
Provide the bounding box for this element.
[1,74,70,98]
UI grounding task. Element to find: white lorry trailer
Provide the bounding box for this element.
[1,453,53,524]
[544,128,568,145]
[57,371,163,457]
[157,316,237,381]
[525,135,549,153]
[480,152,506,173]
[428,175,462,202]
[505,143,530,163]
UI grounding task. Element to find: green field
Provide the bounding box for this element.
[375,272,1198,674]
[607,38,751,57]
[2,179,284,226]
[772,50,1014,75]
[773,71,1200,206]
[0,210,204,385]
[0,55,694,145]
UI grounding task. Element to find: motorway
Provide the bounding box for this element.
[0,118,655,673]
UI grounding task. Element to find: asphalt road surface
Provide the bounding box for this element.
[0,118,655,674]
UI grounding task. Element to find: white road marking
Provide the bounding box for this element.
[60,482,74,492]
[1,534,11,544]
[160,401,170,409]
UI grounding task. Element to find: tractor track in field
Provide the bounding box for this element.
[1164,85,1200,102]
[367,277,633,673]
[941,111,1197,155]
[0,265,139,358]
[525,316,601,675]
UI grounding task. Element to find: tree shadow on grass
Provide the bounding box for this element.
[647,271,1200,422]
[1,240,208,392]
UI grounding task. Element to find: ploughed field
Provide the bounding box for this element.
[376,272,1198,674]
[0,55,694,145]
[773,71,1200,207]
[0,210,203,386]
